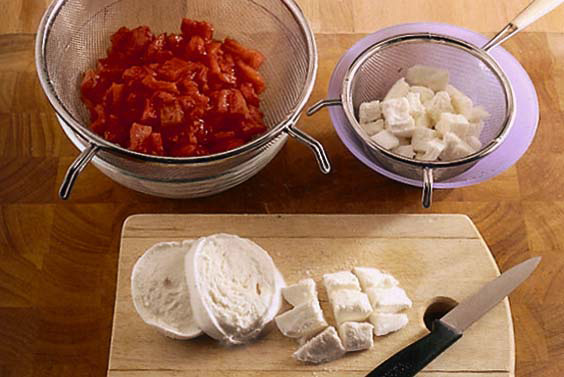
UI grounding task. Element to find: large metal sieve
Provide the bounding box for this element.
[36,0,330,199]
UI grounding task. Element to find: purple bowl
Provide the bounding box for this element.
[326,22,539,189]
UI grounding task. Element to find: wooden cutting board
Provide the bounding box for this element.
[108,214,514,377]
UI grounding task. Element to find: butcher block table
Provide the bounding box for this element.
[0,1,563,376]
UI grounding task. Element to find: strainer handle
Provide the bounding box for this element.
[483,0,563,51]
[422,167,434,209]
[59,144,100,200]
[286,124,331,174]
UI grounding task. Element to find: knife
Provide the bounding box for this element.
[366,256,541,377]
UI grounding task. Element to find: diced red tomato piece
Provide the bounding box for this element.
[103,83,125,111]
[144,34,174,63]
[236,59,266,93]
[149,133,165,156]
[181,19,214,42]
[240,82,260,107]
[157,57,192,81]
[160,100,185,127]
[223,38,265,69]
[141,75,180,94]
[129,123,153,152]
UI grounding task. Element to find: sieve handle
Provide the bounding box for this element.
[483,0,563,51]
[422,167,434,209]
[306,99,343,116]
[286,124,331,174]
[59,144,100,200]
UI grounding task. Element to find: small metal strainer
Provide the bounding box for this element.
[36,0,330,199]
[308,0,562,208]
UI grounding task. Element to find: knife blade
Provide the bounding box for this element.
[366,256,541,377]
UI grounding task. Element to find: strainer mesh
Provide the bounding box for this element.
[350,40,509,146]
[45,0,310,135]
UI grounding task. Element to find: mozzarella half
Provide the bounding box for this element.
[131,241,203,340]
[185,234,284,345]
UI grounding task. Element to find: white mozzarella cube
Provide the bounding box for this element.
[446,84,463,98]
[323,271,361,294]
[367,286,412,313]
[421,139,446,161]
[435,113,470,138]
[465,136,482,151]
[382,97,411,127]
[387,116,416,138]
[282,278,318,307]
[329,289,373,324]
[410,85,435,103]
[338,322,374,352]
[427,91,454,122]
[398,137,411,146]
[393,145,416,159]
[451,91,474,118]
[361,119,385,136]
[406,65,449,92]
[275,300,328,338]
[353,267,399,290]
[415,152,426,160]
[468,106,490,123]
[384,78,410,101]
[370,312,409,336]
[440,132,476,161]
[293,326,346,364]
[415,113,432,128]
[411,127,437,153]
[467,121,484,138]
[359,100,382,124]
[406,92,426,118]
[371,130,400,150]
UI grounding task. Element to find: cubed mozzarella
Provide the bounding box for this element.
[427,91,455,122]
[323,271,361,294]
[282,278,318,307]
[275,300,328,338]
[338,322,374,352]
[440,132,476,161]
[415,113,432,128]
[468,106,490,122]
[384,78,410,101]
[361,119,385,136]
[406,92,426,118]
[450,87,474,118]
[367,286,412,313]
[398,137,411,146]
[293,326,346,364]
[435,113,470,138]
[371,130,400,150]
[409,85,435,103]
[353,267,399,290]
[359,100,382,124]
[421,139,446,161]
[411,127,437,153]
[369,312,409,336]
[467,121,484,138]
[387,116,416,138]
[406,65,449,92]
[329,289,373,324]
[393,145,416,159]
[465,136,482,151]
[382,97,411,127]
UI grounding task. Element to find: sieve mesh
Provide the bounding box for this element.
[45,0,310,135]
[348,38,510,150]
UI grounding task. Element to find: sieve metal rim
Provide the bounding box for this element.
[341,32,517,169]
[35,0,318,165]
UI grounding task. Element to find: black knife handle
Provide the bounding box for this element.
[366,320,463,377]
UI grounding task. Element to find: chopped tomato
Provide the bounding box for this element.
[80,18,267,157]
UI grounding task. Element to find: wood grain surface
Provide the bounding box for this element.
[0,1,563,376]
[111,214,514,377]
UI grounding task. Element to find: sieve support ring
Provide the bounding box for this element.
[422,167,434,209]
[59,144,100,200]
[306,99,343,116]
[286,124,331,174]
